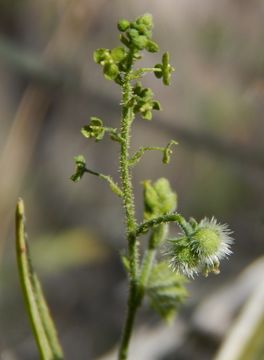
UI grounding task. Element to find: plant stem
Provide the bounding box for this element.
[118,285,139,360]
[118,69,140,359]
[120,73,137,273]
[136,213,191,238]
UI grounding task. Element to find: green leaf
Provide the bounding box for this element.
[146,261,188,322]
[15,199,64,360]
[143,178,177,220]
[71,155,86,182]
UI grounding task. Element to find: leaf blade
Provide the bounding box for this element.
[15,198,64,360]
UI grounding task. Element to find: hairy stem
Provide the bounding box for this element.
[118,68,140,360]
[136,213,191,238]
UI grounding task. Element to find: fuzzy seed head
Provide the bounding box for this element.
[167,217,233,278]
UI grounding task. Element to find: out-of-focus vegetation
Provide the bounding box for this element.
[0,1,263,359]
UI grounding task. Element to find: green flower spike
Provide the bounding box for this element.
[119,14,159,53]
[167,217,233,278]
[154,52,175,85]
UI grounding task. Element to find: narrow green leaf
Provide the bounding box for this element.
[15,199,64,360]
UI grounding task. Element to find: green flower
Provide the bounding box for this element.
[167,217,233,277]
[154,52,175,85]
[81,117,105,141]
[93,47,127,81]
[119,14,159,53]
[133,82,161,120]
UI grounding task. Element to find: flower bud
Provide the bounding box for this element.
[117,19,130,32]
[143,178,177,220]
[145,40,159,53]
[136,13,153,30]
[111,47,126,63]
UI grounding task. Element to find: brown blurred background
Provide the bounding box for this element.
[0,1,264,359]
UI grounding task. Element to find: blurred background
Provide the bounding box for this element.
[0,0,264,359]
